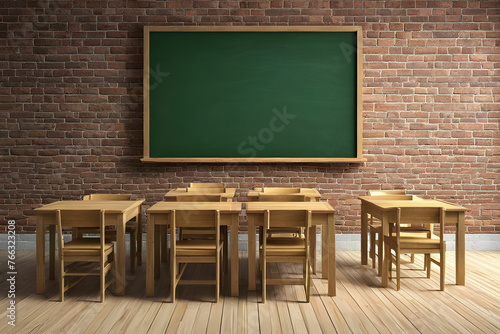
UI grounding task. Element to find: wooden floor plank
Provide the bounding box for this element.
[4,250,500,333]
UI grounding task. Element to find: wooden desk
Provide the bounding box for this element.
[34,200,144,296]
[146,201,242,297]
[164,188,236,202]
[358,196,468,287]
[246,202,336,296]
[248,188,321,202]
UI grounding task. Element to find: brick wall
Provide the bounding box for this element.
[1,0,499,234]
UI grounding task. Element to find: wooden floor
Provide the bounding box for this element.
[1,250,500,333]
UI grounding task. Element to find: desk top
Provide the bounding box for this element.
[148,201,242,213]
[358,196,467,212]
[34,200,145,213]
[246,201,334,213]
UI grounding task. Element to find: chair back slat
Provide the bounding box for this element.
[85,194,132,201]
[173,210,220,228]
[189,182,226,189]
[369,190,406,196]
[262,187,301,194]
[399,207,442,225]
[176,194,222,202]
[258,194,306,202]
[266,210,311,228]
[186,187,226,194]
[58,210,103,228]
[56,209,106,251]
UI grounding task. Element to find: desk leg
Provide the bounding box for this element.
[310,226,316,275]
[381,212,389,287]
[456,212,465,285]
[154,225,160,279]
[361,203,368,265]
[49,225,55,280]
[115,214,126,296]
[36,216,45,295]
[146,213,155,297]
[230,215,239,297]
[328,214,336,296]
[137,206,142,266]
[248,215,256,291]
[223,226,228,284]
[321,223,328,279]
[161,225,168,263]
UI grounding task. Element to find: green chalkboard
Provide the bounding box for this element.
[143,27,363,163]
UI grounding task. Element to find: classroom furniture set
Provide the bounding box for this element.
[33,183,467,303]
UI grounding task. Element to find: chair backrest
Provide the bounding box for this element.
[56,209,106,252]
[396,207,445,239]
[258,194,306,202]
[367,190,412,201]
[398,207,443,225]
[176,194,223,202]
[84,194,132,201]
[262,187,301,194]
[369,190,406,196]
[186,187,226,194]
[171,210,221,247]
[264,210,312,229]
[172,209,221,229]
[189,182,226,189]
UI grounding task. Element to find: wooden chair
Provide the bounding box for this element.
[170,210,225,303]
[260,210,312,303]
[368,190,432,273]
[56,209,114,302]
[82,194,141,273]
[384,207,446,291]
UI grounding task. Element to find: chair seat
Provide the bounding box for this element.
[398,237,444,249]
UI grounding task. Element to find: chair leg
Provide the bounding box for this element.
[440,245,446,291]
[60,268,64,302]
[388,245,392,280]
[370,229,376,269]
[410,253,415,263]
[385,240,392,284]
[305,257,311,303]
[262,259,266,303]
[130,229,136,274]
[171,260,176,303]
[101,259,105,303]
[426,255,431,279]
[216,250,220,303]
[396,250,400,291]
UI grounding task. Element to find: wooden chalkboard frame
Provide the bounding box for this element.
[142,26,364,163]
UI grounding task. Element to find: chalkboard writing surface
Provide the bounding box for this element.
[143,26,363,163]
